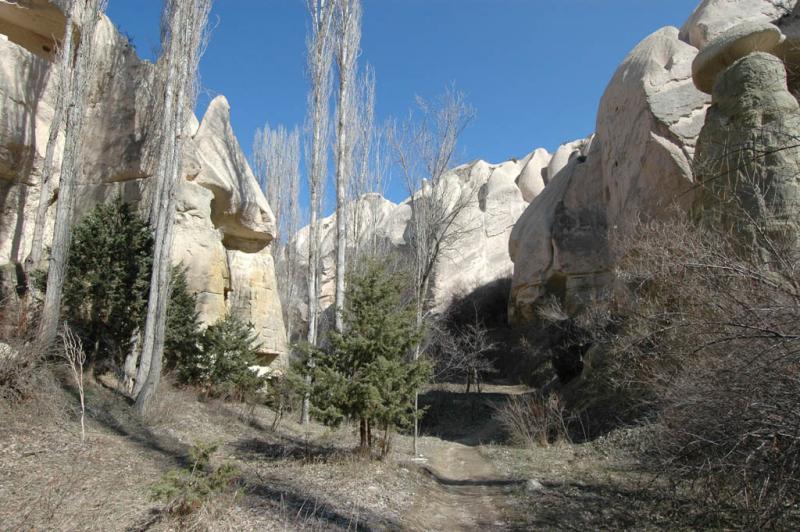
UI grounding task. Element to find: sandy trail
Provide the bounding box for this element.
[405,386,527,531]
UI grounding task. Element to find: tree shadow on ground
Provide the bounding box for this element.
[62,378,191,469]
[244,478,399,531]
[232,433,405,530]
[516,479,742,530]
[233,434,342,463]
[419,388,510,445]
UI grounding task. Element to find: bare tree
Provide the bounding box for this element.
[433,313,497,393]
[37,0,107,350]
[347,66,391,263]
[389,86,475,455]
[302,0,335,424]
[60,324,87,444]
[26,0,76,271]
[134,0,212,414]
[252,124,301,338]
[332,0,362,333]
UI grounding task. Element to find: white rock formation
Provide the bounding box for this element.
[509,146,612,323]
[0,0,72,61]
[692,20,784,93]
[0,2,287,362]
[599,26,710,225]
[291,150,549,333]
[516,148,550,201]
[546,137,592,184]
[510,26,710,323]
[290,193,401,331]
[680,0,796,49]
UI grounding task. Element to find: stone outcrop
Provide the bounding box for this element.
[291,150,553,333]
[692,21,784,93]
[516,148,550,202]
[693,50,800,248]
[600,26,710,225]
[509,26,709,323]
[290,193,401,332]
[680,0,795,49]
[508,1,800,327]
[546,137,592,185]
[509,145,611,324]
[0,0,72,61]
[0,2,287,362]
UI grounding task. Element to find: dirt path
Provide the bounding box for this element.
[404,385,528,531]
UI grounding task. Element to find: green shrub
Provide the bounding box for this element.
[177,314,266,401]
[163,266,202,373]
[150,441,239,516]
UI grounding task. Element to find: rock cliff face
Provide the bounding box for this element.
[0,1,287,362]
[693,24,800,252]
[680,0,794,49]
[507,0,800,327]
[509,24,710,323]
[290,146,582,332]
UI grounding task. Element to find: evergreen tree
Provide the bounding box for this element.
[52,199,200,375]
[164,265,202,373]
[312,260,430,454]
[62,199,153,367]
[177,313,265,401]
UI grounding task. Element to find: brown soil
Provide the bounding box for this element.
[0,372,419,531]
[404,438,522,531]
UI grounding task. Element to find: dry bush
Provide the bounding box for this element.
[576,212,800,526]
[59,324,86,444]
[0,292,48,405]
[494,393,570,448]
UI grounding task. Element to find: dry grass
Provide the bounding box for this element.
[483,428,729,530]
[0,371,419,531]
[493,393,570,448]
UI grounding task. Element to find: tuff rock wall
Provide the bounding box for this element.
[508,0,800,326]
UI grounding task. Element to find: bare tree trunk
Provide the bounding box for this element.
[133,1,180,396]
[135,0,211,415]
[27,2,75,271]
[252,125,301,340]
[359,416,368,451]
[333,0,362,333]
[38,0,106,351]
[388,87,475,456]
[302,0,334,424]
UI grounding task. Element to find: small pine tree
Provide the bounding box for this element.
[177,314,265,401]
[164,265,202,374]
[150,441,239,516]
[312,260,430,454]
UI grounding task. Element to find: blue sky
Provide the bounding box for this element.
[107,0,700,208]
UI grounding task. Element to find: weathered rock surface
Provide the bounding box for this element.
[0,0,71,61]
[290,193,401,333]
[0,2,287,362]
[292,152,546,333]
[509,145,612,324]
[680,0,795,49]
[692,21,784,93]
[509,26,709,323]
[600,26,710,225]
[547,137,592,184]
[693,51,800,248]
[516,148,550,201]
